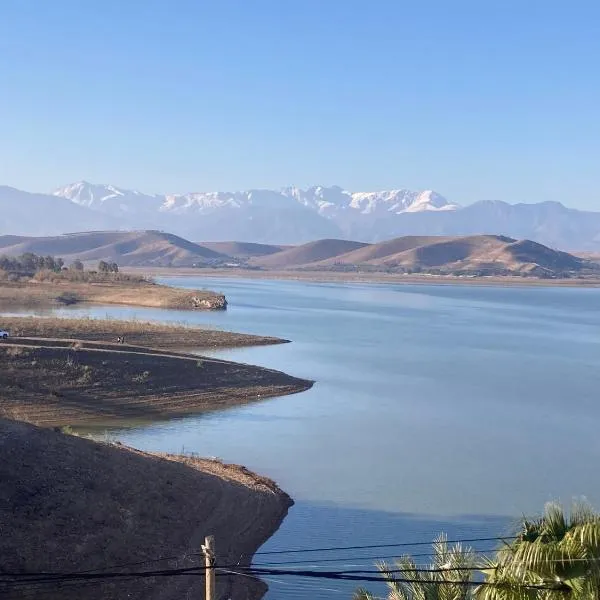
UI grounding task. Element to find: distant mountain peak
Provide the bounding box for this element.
[0,180,593,249]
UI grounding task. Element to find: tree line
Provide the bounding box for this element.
[0,253,119,275]
[0,253,65,273]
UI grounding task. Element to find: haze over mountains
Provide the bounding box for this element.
[1,181,600,250]
[0,231,595,278]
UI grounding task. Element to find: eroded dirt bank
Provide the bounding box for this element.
[0,418,292,600]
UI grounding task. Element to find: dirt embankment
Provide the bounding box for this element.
[0,280,227,310]
[1,316,287,350]
[0,338,312,426]
[0,418,292,600]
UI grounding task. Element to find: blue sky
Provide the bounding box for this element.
[1,0,599,209]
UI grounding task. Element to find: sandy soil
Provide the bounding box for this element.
[0,338,312,426]
[131,266,600,287]
[0,418,292,600]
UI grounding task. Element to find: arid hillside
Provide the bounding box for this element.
[276,235,594,277]
[0,418,292,600]
[199,241,287,258]
[0,230,596,278]
[249,238,370,269]
[0,231,226,267]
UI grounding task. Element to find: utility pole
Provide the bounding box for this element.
[202,535,216,600]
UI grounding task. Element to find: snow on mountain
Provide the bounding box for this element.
[282,185,459,217]
[160,189,302,214]
[56,182,458,218]
[51,183,460,244]
[53,181,163,217]
[3,180,592,250]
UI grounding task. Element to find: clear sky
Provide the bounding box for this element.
[1,0,599,209]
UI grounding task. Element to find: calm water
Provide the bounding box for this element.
[12,278,600,598]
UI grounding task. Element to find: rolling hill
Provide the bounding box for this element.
[199,241,286,258]
[0,231,227,267]
[263,235,594,277]
[249,239,370,269]
[0,230,595,278]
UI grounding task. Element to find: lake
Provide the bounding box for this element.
[12,278,600,598]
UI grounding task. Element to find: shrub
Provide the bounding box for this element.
[132,370,151,383]
[56,291,82,305]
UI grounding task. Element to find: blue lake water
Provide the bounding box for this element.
[12,278,600,598]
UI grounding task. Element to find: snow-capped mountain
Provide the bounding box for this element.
[282,185,458,216]
[2,181,600,250]
[53,181,164,217]
[55,182,457,217]
[52,182,460,243]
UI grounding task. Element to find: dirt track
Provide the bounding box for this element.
[0,338,312,426]
[0,315,286,349]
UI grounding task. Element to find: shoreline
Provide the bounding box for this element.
[0,279,227,311]
[127,266,600,288]
[0,336,313,427]
[0,315,288,350]
[0,418,292,600]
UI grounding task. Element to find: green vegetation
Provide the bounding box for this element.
[0,252,64,274]
[0,251,145,285]
[354,502,600,600]
[354,533,475,600]
[98,260,119,273]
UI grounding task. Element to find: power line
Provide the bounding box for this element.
[0,533,512,584]
[252,547,499,567]
[253,535,518,555]
[0,562,571,592]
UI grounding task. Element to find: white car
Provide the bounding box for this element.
[0,329,9,339]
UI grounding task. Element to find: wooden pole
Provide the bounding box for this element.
[203,535,215,600]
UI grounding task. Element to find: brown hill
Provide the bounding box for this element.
[300,235,592,277]
[250,238,370,269]
[370,235,516,267]
[0,231,227,267]
[200,241,287,258]
[0,418,291,600]
[311,235,451,266]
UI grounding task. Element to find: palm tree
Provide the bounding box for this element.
[477,502,600,600]
[354,503,600,600]
[353,533,477,600]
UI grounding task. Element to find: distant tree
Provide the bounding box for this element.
[71,259,84,272]
[41,256,53,271]
[109,262,119,273]
[98,260,110,273]
[56,257,65,271]
[20,252,38,272]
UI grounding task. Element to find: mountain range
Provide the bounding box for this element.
[1,181,599,250]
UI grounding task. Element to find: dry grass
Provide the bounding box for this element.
[32,268,149,284]
[0,280,227,310]
[0,418,292,600]
[0,316,287,349]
